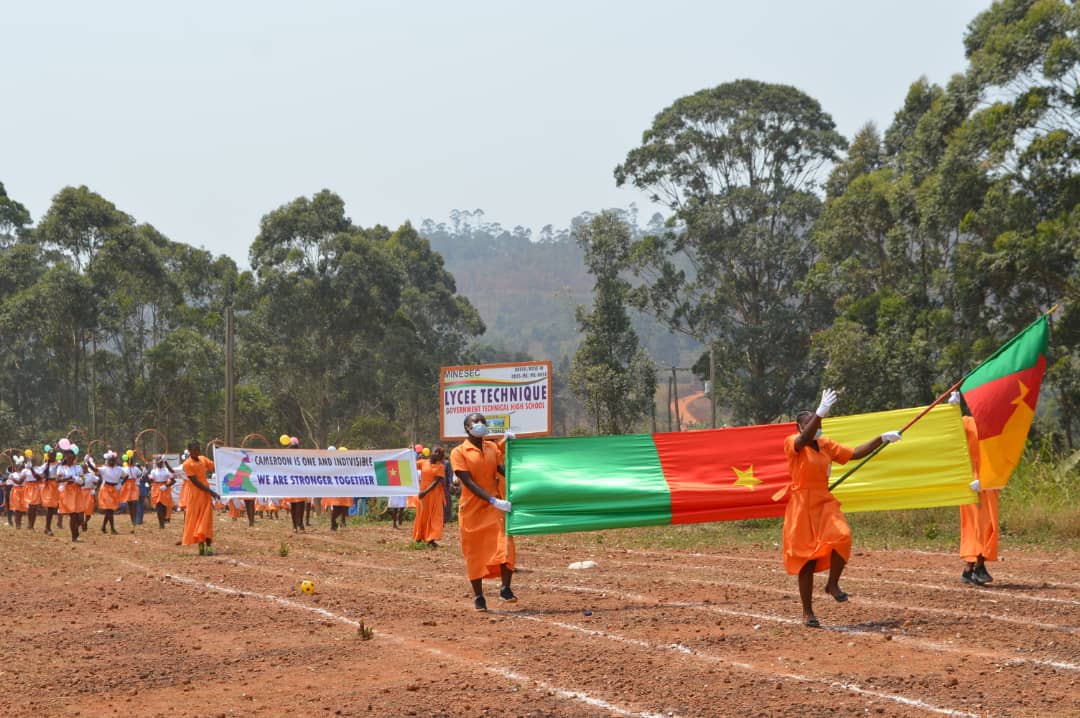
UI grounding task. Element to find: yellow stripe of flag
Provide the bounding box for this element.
[825,404,977,513]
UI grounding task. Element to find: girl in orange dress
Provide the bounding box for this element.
[180,441,218,555]
[9,459,27,528]
[120,460,142,530]
[40,451,62,535]
[450,414,515,611]
[81,458,98,529]
[412,447,447,546]
[57,452,86,542]
[23,455,43,531]
[782,389,901,628]
[94,452,125,535]
[148,457,177,529]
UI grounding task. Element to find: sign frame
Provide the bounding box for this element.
[439,360,553,441]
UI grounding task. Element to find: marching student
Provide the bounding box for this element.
[9,458,27,529]
[94,451,125,535]
[40,450,62,535]
[450,413,516,611]
[181,441,219,556]
[413,446,447,547]
[57,450,85,542]
[23,452,42,531]
[951,391,999,586]
[148,456,177,530]
[120,458,141,530]
[782,389,902,628]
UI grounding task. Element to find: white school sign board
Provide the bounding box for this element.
[439,361,552,441]
[212,448,418,499]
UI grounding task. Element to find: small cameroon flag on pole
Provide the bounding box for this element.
[374,458,413,487]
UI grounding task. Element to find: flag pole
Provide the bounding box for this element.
[828,304,1059,492]
[828,377,965,491]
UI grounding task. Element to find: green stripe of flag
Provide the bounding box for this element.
[506,434,671,535]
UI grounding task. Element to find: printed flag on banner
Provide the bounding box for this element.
[505,405,974,536]
[960,315,1049,489]
[374,459,413,487]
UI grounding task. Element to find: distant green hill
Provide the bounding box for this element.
[419,208,703,371]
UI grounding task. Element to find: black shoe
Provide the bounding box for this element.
[499,586,517,603]
[961,568,985,586]
[474,595,487,612]
[974,565,993,583]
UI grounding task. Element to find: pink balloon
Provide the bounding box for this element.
[58,438,72,451]
[289,436,299,446]
[414,443,423,453]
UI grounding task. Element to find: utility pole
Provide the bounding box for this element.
[709,345,716,429]
[671,366,681,431]
[224,301,235,447]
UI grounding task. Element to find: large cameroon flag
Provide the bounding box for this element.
[960,315,1049,489]
[505,405,974,536]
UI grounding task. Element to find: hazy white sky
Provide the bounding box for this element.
[2,0,990,266]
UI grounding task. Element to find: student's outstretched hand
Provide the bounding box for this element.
[816,388,838,418]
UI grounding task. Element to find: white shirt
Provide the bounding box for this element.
[20,467,36,484]
[57,464,78,486]
[6,471,18,486]
[125,466,141,481]
[99,465,125,485]
[149,467,172,483]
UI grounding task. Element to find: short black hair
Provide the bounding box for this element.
[795,410,814,426]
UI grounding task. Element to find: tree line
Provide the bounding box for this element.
[0,187,483,452]
[1,0,1075,453]
[573,0,1078,448]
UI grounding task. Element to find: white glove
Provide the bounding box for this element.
[969,479,981,492]
[503,430,516,441]
[947,391,962,405]
[815,388,838,418]
[881,430,902,444]
[489,497,512,513]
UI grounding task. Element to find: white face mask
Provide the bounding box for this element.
[467,422,489,438]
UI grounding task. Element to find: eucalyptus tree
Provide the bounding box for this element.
[616,80,846,423]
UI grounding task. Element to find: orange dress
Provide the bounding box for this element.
[958,416,1000,562]
[120,466,140,503]
[149,467,174,511]
[23,467,43,507]
[181,456,216,545]
[81,473,97,517]
[58,466,84,515]
[9,471,28,512]
[41,463,61,508]
[782,434,854,575]
[412,459,446,543]
[97,466,125,511]
[450,440,515,580]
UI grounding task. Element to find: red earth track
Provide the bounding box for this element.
[0,515,1076,717]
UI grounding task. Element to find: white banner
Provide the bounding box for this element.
[440,360,552,441]
[212,448,418,499]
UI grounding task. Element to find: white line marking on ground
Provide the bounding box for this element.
[532,566,1079,635]
[509,614,982,718]
[543,583,1080,673]
[222,539,1080,672]
[121,559,675,718]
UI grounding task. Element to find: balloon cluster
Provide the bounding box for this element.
[279,434,300,447]
[414,444,431,458]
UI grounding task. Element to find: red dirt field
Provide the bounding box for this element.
[0,513,1076,718]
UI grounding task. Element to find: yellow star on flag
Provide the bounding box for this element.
[732,465,760,490]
